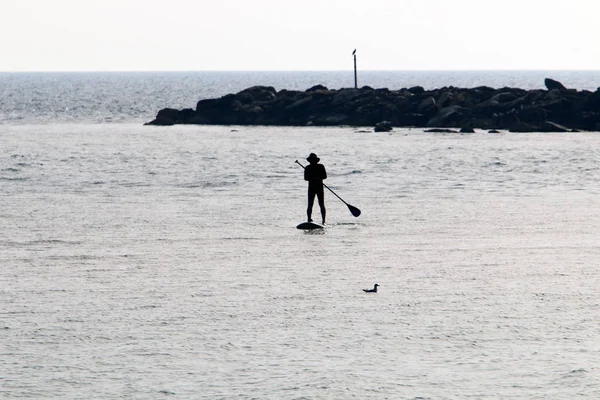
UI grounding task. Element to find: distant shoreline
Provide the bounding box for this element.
[145,78,600,132]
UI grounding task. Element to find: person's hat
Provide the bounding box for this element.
[307,153,320,162]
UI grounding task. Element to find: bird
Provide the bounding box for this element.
[363,284,379,293]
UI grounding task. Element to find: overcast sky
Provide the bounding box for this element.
[2,0,598,71]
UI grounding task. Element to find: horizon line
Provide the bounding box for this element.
[0,68,598,74]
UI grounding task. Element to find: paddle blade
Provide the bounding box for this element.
[347,204,361,217]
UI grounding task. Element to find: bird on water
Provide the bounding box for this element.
[363,284,379,293]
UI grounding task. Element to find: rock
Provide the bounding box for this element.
[374,121,393,132]
[541,121,571,132]
[322,114,349,125]
[145,115,174,126]
[580,90,600,111]
[545,78,567,91]
[146,80,598,131]
[474,92,526,117]
[285,95,313,110]
[516,105,549,124]
[427,105,464,127]
[508,122,539,133]
[187,115,209,124]
[397,113,429,127]
[408,86,425,94]
[307,84,329,92]
[424,128,459,133]
[418,96,437,114]
[236,86,277,102]
[546,89,563,101]
[177,108,196,124]
[437,91,454,107]
[332,88,362,105]
[460,127,475,133]
[156,108,179,121]
[144,107,181,125]
[492,92,519,103]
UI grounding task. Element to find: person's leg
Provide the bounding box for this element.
[317,188,326,224]
[307,188,316,222]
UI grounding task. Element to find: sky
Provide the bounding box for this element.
[1,0,599,71]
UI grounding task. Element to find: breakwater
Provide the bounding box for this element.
[145,78,600,132]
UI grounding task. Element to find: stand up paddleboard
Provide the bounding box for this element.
[296,221,324,230]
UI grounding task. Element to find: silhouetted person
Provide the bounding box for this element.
[304,153,327,224]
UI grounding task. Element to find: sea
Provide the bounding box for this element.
[1,71,599,399]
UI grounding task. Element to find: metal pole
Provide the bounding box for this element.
[353,50,358,89]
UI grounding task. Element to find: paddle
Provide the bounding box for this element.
[295,160,361,217]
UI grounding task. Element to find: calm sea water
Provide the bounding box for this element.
[1,72,600,399]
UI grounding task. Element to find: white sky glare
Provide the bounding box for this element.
[2,0,599,71]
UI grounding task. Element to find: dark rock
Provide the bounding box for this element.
[145,115,175,126]
[307,84,329,92]
[408,86,425,94]
[188,115,209,124]
[460,127,475,133]
[236,86,277,102]
[579,90,600,111]
[492,92,519,103]
[425,128,459,133]
[322,114,349,125]
[509,122,539,133]
[575,113,600,131]
[516,106,549,124]
[474,92,527,117]
[546,89,563,101]
[427,105,465,127]
[437,91,454,107]
[374,121,393,132]
[177,108,196,124]
[286,95,313,110]
[397,113,429,127]
[545,78,567,91]
[146,80,598,131]
[418,97,437,114]
[157,108,179,121]
[332,88,362,105]
[541,121,571,132]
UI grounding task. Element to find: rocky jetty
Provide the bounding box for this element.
[145,78,600,132]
